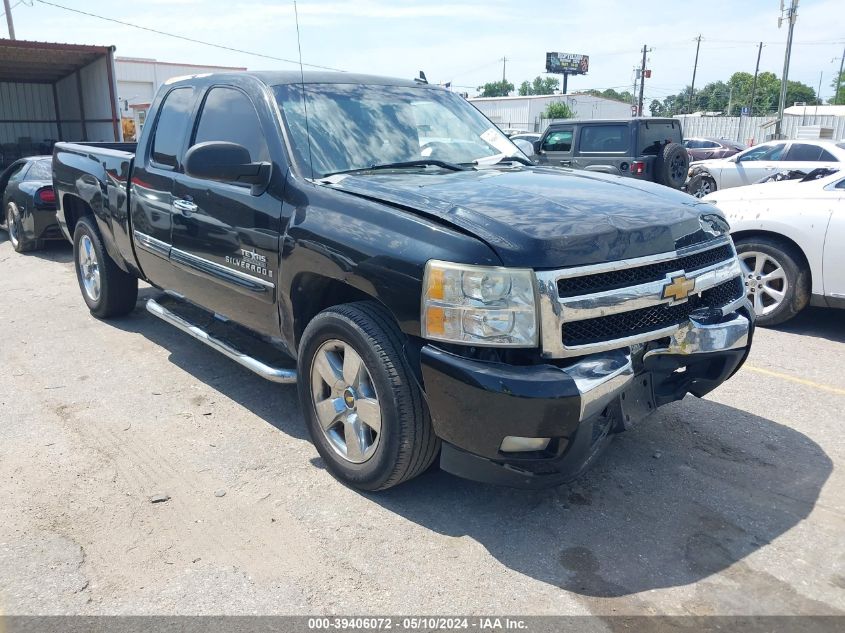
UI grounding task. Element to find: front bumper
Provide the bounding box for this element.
[420,308,754,488]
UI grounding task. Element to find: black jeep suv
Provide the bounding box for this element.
[527,118,690,190]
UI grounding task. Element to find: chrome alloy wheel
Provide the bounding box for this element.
[6,206,19,248]
[739,250,789,317]
[310,339,382,464]
[693,177,713,198]
[78,234,101,302]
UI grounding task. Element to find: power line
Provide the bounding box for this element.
[31,0,345,72]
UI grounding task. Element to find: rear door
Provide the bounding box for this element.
[169,84,283,336]
[572,123,631,175]
[780,142,841,173]
[129,86,197,287]
[536,127,574,167]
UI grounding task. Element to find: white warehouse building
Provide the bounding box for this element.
[469,93,632,132]
[115,57,247,140]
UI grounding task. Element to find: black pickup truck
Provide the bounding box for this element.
[53,71,754,491]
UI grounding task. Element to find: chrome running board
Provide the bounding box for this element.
[146,298,297,384]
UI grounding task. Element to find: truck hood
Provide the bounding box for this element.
[324,166,721,268]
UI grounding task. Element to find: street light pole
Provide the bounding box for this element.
[3,0,16,40]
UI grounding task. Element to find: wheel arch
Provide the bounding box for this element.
[731,229,813,291]
[288,273,399,352]
[61,194,95,241]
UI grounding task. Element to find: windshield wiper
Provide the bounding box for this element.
[322,159,470,178]
[475,155,534,167]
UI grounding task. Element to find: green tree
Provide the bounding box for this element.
[518,76,560,96]
[477,79,514,97]
[544,101,575,119]
[830,70,845,105]
[649,99,665,116]
[532,76,560,95]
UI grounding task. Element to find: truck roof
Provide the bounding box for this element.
[165,70,434,89]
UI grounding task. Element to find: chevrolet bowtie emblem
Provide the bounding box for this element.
[662,274,695,303]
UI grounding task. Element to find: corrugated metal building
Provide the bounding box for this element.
[469,93,632,132]
[115,57,247,139]
[0,38,120,166]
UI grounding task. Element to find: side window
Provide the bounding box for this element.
[702,140,721,149]
[151,88,194,168]
[542,129,573,152]
[192,87,270,165]
[835,179,845,189]
[739,143,786,162]
[580,124,628,153]
[818,148,838,162]
[786,143,824,162]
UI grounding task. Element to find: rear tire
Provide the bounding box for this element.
[734,236,809,326]
[298,301,439,491]
[5,202,39,253]
[655,143,689,189]
[73,216,139,318]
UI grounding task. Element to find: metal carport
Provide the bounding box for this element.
[0,38,120,168]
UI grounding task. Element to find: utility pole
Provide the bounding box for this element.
[749,42,763,116]
[501,57,507,83]
[637,44,648,117]
[835,45,845,105]
[3,0,15,40]
[727,83,734,116]
[775,0,799,138]
[688,35,702,114]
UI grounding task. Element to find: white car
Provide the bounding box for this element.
[703,169,845,325]
[687,139,845,198]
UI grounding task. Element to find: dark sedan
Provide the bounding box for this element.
[0,157,60,253]
[683,137,746,161]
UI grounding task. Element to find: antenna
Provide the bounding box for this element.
[293,0,315,179]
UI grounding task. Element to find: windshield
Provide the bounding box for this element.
[25,159,52,181]
[273,83,521,178]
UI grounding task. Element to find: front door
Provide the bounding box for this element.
[169,85,283,336]
[822,177,845,301]
[536,127,574,167]
[726,142,788,188]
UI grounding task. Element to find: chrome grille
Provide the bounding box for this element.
[562,278,743,347]
[535,237,746,358]
[557,244,734,297]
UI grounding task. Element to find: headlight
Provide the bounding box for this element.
[421,260,538,347]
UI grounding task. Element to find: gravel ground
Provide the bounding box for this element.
[0,237,843,617]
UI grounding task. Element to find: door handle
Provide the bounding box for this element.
[173,198,198,215]
[559,160,572,167]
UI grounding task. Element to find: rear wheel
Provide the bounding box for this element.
[298,301,439,491]
[73,216,138,318]
[734,236,809,326]
[5,202,40,253]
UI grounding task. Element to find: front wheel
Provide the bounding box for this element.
[297,302,439,491]
[687,173,717,198]
[73,216,139,318]
[734,237,810,326]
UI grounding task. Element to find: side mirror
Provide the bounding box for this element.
[184,141,271,193]
[512,139,536,158]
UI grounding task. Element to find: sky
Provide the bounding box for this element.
[4,0,844,105]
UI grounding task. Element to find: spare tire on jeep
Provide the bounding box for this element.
[655,143,689,189]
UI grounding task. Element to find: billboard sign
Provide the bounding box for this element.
[546,52,589,75]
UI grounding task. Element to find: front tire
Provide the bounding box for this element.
[298,302,439,491]
[687,173,717,198]
[73,216,139,318]
[734,236,809,326]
